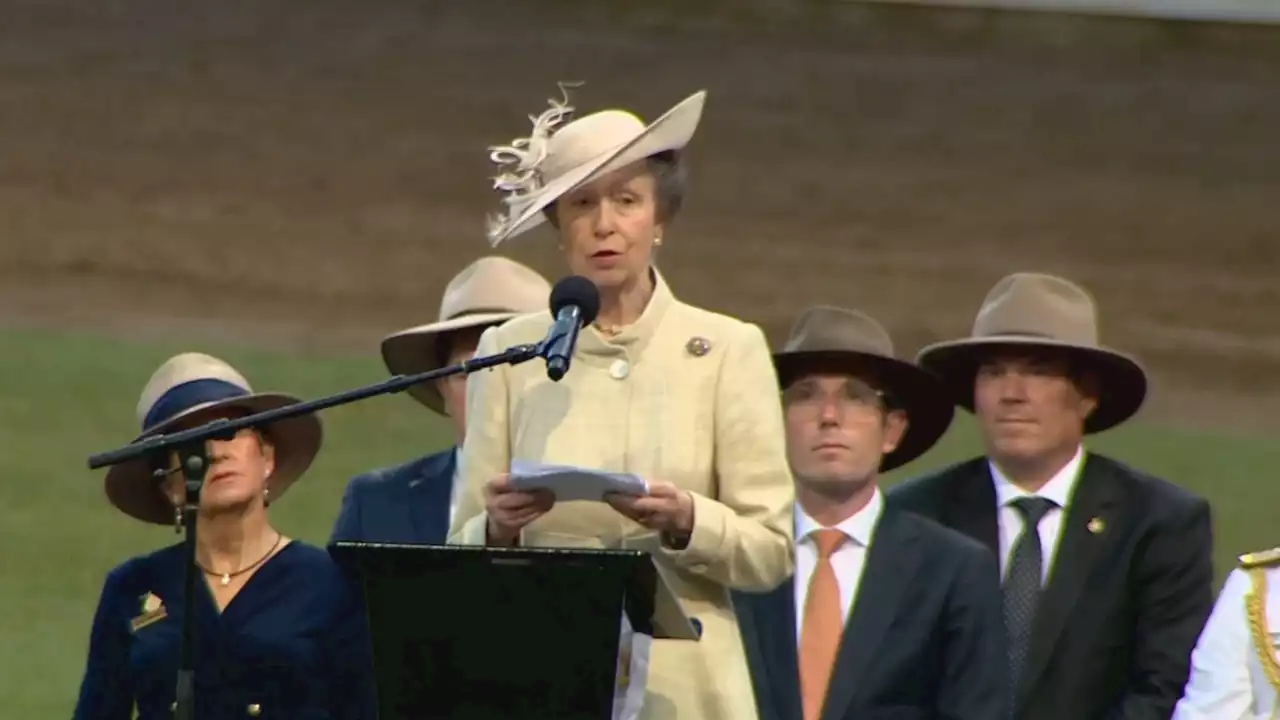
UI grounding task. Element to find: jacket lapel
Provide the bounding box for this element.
[769,582,805,720]
[744,580,803,720]
[1017,454,1119,707]
[407,448,457,543]
[946,460,1001,557]
[820,510,921,720]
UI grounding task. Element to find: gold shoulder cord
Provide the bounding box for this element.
[1245,566,1280,718]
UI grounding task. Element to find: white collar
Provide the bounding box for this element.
[795,486,883,548]
[990,445,1085,509]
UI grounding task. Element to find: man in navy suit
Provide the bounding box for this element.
[733,306,1007,720]
[330,256,550,545]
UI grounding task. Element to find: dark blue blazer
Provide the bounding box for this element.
[73,541,376,720]
[732,506,1009,720]
[330,449,457,545]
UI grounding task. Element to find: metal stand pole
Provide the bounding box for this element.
[172,440,212,720]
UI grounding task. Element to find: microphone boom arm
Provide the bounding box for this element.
[87,342,542,470]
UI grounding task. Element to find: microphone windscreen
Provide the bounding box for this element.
[549,275,602,325]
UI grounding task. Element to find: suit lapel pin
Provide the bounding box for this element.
[130,591,169,633]
[685,337,711,357]
[1087,517,1105,535]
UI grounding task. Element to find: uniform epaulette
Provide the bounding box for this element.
[1240,547,1280,569]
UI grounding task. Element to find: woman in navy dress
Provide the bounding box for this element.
[73,352,375,719]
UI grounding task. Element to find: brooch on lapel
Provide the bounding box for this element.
[685,337,711,357]
[1087,517,1106,535]
[130,592,168,633]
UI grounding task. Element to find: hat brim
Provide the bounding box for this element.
[915,336,1148,434]
[104,393,323,525]
[774,350,956,473]
[489,90,707,246]
[380,312,526,413]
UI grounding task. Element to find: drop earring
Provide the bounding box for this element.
[173,505,183,534]
[263,485,271,508]
[653,236,663,246]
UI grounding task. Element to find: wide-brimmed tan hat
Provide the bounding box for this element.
[916,272,1147,434]
[774,306,956,472]
[484,82,706,247]
[380,256,550,413]
[104,353,323,525]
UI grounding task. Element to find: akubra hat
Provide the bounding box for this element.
[484,82,707,247]
[103,353,323,525]
[379,256,551,413]
[915,272,1148,434]
[774,306,956,472]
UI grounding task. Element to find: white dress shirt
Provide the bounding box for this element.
[991,444,1085,585]
[793,488,884,642]
[1174,566,1280,720]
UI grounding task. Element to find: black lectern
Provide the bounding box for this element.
[329,542,698,720]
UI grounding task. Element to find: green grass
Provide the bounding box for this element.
[3,325,1274,716]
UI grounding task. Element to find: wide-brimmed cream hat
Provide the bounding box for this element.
[381,256,550,413]
[484,82,707,247]
[774,306,956,472]
[916,272,1147,433]
[104,353,323,525]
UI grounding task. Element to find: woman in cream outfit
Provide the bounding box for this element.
[448,84,795,719]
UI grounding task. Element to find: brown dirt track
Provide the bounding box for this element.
[1,0,1277,434]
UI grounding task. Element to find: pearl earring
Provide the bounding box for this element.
[654,236,663,246]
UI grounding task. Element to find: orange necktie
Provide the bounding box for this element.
[800,528,847,720]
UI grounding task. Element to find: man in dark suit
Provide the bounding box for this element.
[888,272,1215,720]
[330,256,550,544]
[734,306,1008,720]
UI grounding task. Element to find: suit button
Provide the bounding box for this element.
[609,359,630,380]
[246,703,262,717]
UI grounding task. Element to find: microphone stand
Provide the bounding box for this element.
[175,442,208,720]
[86,341,545,720]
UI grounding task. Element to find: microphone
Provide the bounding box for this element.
[542,275,601,382]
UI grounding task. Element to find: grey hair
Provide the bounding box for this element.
[541,150,687,228]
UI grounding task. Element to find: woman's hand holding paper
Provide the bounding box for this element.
[605,481,695,547]
[484,473,555,546]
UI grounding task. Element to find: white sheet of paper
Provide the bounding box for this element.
[508,460,649,502]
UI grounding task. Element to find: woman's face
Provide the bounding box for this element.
[554,160,662,291]
[163,408,276,516]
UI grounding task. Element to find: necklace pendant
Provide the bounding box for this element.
[220,573,231,586]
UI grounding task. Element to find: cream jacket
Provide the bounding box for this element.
[448,272,795,720]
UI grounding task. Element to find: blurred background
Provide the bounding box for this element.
[1,0,1278,713]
